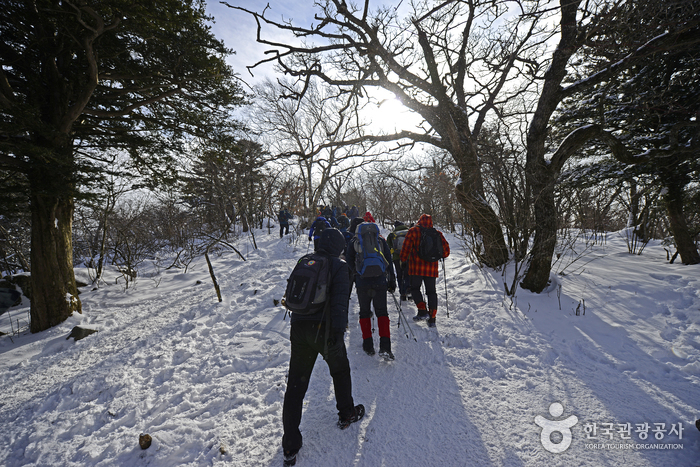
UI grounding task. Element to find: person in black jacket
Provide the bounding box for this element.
[282,228,365,466]
[278,208,293,238]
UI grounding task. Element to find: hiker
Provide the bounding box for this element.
[387,221,410,301]
[322,205,333,219]
[399,213,450,328]
[346,212,397,359]
[348,205,359,219]
[278,208,293,238]
[321,206,340,229]
[344,217,364,298]
[337,213,351,232]
[308,215,332,250]
[282,228,365,466]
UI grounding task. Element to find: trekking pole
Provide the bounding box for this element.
[441,259,449,318]
[391,291,407,337]
[390,292,408,339]
[390,292,416,341]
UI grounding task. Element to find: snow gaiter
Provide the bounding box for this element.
[377,315,390,338]
[359,317,372,340]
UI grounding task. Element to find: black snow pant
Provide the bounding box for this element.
[356,283,389,320]
[409,276,438,310]
[282,320,354,454]
[280,223,289,237]
[393,260,409,296]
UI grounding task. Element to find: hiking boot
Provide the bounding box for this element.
[379,336,394,360]
[337,404,365,429]
[400,294,407,301]
[283,450,297,466]
[427,317,436,328]
[413,311,429,321]
[362,338,375,355]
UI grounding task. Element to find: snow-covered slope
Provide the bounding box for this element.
[1,228,698,466]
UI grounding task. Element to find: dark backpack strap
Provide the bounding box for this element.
[314,256,334,353]
[314,293,332,349]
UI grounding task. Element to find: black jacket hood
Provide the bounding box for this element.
[316,228,346,257]
[349,217,364,234]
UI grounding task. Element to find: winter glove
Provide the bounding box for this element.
[400,261,407,271]
[327,329,345,353]
[387,281,396,293]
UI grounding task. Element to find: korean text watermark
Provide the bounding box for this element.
[535,402,686,453]
[582,421,684,451]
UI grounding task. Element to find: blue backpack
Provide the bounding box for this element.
[353,223,388,278]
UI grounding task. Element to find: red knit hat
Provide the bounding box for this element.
[363,211,375,223]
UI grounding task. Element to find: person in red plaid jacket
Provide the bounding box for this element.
[399,214,450,327]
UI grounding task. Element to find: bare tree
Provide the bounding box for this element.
[272,173,307,218]
[74,165,134,284]
[360,150,459,228]
[226,0,551,266]
[108,196,163,289]
[249,79,386,217]
[227,0,698,288]
[519,0,700,291]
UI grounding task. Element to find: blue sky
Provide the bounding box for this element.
[206,1,318,87]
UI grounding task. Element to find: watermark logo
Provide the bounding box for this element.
[535,402,579,453]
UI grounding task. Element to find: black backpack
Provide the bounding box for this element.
[418,227,444,262]
[284,253,332,315]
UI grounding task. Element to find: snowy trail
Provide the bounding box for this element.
[1,229,699,466]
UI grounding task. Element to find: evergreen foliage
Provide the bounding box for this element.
[0,0,246,331]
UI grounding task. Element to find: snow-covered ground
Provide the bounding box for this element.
[1,226,698,466]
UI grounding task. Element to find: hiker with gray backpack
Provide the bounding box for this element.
[399,214,450,328]
[386,220,411,301]
[346,212,397,360]
[281,228,365,466]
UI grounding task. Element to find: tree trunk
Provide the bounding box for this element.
[29,175,81,333]
[627,180,648,240]
[518,0,582,293]
[663,182,700,265]
[96,215,108,283]
[95,196,114,283]
[520,161,557,292]
[455,170,509,267]
[240,210,249,233]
